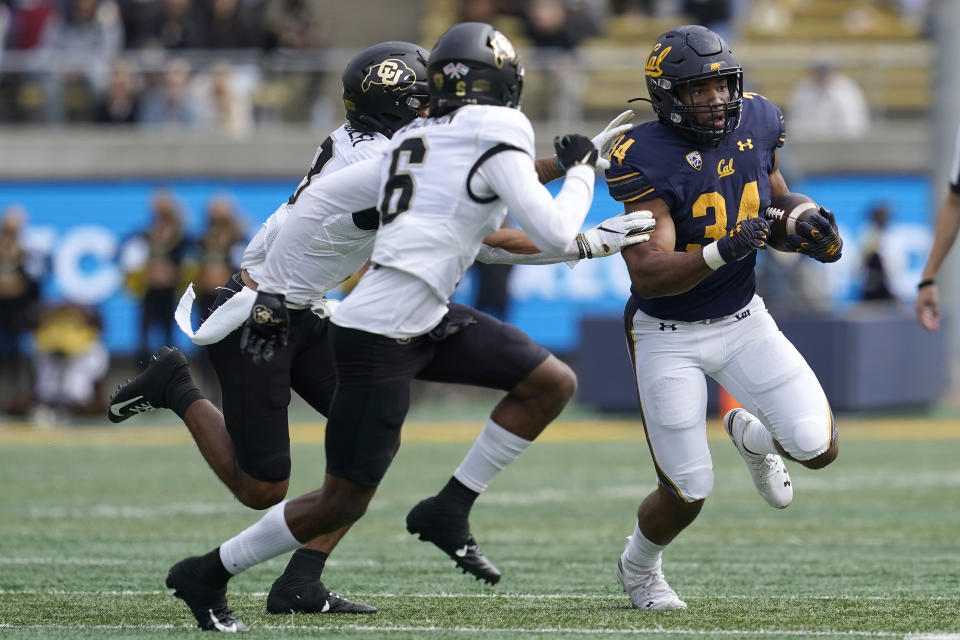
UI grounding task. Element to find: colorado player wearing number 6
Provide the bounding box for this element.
[604,25,843,610]
[154,22,656,630]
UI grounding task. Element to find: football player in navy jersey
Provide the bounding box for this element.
[604,25,843,610]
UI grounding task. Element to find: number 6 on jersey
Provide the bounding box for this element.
[380,137,427,224]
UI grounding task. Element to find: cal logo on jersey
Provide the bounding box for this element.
[685,151,702,171]
[362,59,418,92]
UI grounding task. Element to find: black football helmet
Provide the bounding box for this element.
[426,22,524,116]
[641,25,742,147]
[342,41,429,137]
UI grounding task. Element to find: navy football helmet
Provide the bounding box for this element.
[641,25,742,147]
[342,41,429,137]
[427,22,524,116]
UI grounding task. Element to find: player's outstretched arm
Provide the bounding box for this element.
[916,190,960,330]
[477,211,656,266]
[484,135,597,255]
[533,111,634,183]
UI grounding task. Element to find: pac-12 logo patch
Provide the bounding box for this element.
[685,151,702,171]
[362,58,418,92]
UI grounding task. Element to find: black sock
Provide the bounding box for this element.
[436,476,480,513]
[280,549,328,581]
[197,547,233,587]
[165,370,204,419]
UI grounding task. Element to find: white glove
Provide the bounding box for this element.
[591,110,636,174]
[573,210,655,259]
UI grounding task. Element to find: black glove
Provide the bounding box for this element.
[716,217,769,263]
[787,207,843,263]
[239,291,289,364]
[554,134,599,171]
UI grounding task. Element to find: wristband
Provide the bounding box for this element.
[574,233,592,259]
[918,279,935,290]
[702,242,726,270]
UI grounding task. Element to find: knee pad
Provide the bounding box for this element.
[789,417,831,461]
[661,464,714,502]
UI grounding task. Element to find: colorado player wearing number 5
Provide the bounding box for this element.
[605,25,842,610]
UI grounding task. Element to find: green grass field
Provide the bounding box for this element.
[1,416,959,639]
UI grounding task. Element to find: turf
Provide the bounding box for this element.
[1,418,958,639]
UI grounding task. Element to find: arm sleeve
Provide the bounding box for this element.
[475,240,581,265]
[257,159,381,294]
[476,151,593,254]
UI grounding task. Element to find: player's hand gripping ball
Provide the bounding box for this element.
[765,192,843,262]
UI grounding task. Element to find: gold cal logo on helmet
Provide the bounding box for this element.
[487,31,517,69]
[645,44,672,78]
[361,58,417,92]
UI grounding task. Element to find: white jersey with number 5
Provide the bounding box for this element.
[332,104,595,338]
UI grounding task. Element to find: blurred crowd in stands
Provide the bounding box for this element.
[0,190,248,425]
[0,0,931,130]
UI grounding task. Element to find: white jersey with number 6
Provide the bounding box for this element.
[332,104,595,338]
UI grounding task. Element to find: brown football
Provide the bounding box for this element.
[764,192,820,252]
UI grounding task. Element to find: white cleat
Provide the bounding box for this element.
[723,408,793,509]
[615,543,687,611]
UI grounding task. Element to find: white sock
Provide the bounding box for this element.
[453,418,532,493]
[742,418,778,456]
[218,500,301,575]
[623,521,666,571]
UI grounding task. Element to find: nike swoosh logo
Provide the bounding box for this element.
[455,545,469,558]
[110,396,144,416]
[209,610,237,632]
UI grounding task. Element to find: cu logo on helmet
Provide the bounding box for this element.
[362,59,417,92]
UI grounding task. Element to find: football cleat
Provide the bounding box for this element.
[615,542,687,611]
[166,556,248,632]
[108,346,189,423]
[266,575,376,614]
[406,496,501,585]
[723,408,793,509]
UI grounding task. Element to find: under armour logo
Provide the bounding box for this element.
[736,138,754,151]
[659,323,677,332]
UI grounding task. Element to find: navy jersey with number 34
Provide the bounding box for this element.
[606,93,786,321]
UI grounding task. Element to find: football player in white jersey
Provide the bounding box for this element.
[112,34,652,631]
[152,22,647,631]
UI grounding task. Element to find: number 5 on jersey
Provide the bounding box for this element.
[381,137,427,224]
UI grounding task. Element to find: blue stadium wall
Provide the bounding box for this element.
[0,175,932,355]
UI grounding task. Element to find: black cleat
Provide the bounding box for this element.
[266,575,376,614]
[108,346,189,423]
[166,556,248,632]
[406,496,502,585]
